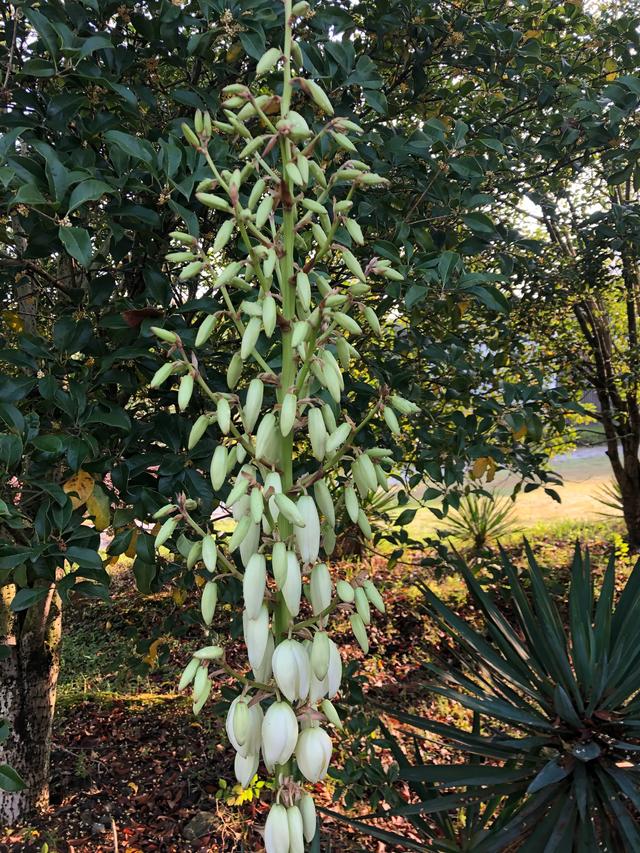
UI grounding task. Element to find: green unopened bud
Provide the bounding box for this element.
[189,414,211,449]
[182,122,200,148]
[213,219,236,253]
[178,373,194,411]
[336,579,355,603]
[227,352,243,388]
[383,405,401,435]
[150,362,175,389]
[151,326,178,344]
[196,192,232,212]
[155,516,177,548]
[195,313,219,347]
[179,260,204,281]
[304,79,334,115]
[256,46,281,77]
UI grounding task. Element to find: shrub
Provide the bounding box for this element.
[439,493,519,552]
[338,544,640,851]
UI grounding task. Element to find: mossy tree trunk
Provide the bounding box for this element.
[0,584,61,825]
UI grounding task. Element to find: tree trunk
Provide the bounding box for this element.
[616,451,640,551]
[0,585,61,825]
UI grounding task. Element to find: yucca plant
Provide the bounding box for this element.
[595,479,624,519]
[146,1,418,849]
[439,493,519,551]
[331,545,640,851]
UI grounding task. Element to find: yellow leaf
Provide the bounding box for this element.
[471,456,497,482]
[524,29,542,39]
[470,457,488,480]
[226,41,242,63]
[1,310,24,333]
[195,574,206,588]
[86,485,111,531]
[172,588,187,605]
[143,638,162,667]
[512,424,528,441]
[63,470,95,509]
[127,782,139,795]
[125,530,139,558]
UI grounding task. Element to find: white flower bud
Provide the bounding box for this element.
[308,408,327,461]
[295,496,320,564]
[178,657,200,691]
[311,631,330,681]
[364,579,385,613]
[321,698,343,730]
[310,563,332,615]
[226,696,263,757]
[210,445,228,490]
[280,392,297,436]
[350,612,369,654]
[336,580,355,603]
[295,727,332,783]
[255,412,280,465]
[243,378,264,433]
[355,586,371,625]
[326,638,342,698]
[272,639,310,703]
[234,751,259,789]
[281,550,301,617]
[299,793,317,843]
[217,397,232,434]
[240,521,261,568]
[243,553,267,620]
[262,701,298,770]
[272,541,288,587]
[243,604,270,671]
[253,631,274,683]
[287,805,305,853]
[265,803,290,853]
[313,478,335,526]
[264,471,282,520]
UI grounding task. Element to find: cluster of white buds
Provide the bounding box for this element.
[148,1,418,848]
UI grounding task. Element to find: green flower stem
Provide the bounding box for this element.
[183,512,244,581]
[220,659,274,694]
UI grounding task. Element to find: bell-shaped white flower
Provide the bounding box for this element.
[262,701,298,770]
[243,604,269,672]
[252,631,274,684]
[243,552,266,620]
[282,551,301,617]
[310,563,332,615]
[264,803,290,853]
[272,639,310,703]
[225,696,263,758]
[240,520,261,567]
[295,726,332,783]
[234,751,259,789]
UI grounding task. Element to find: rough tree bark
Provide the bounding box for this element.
[0,584,61,825]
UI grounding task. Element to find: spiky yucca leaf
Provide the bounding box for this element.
[439,494,519,551]
[333,545,640,851]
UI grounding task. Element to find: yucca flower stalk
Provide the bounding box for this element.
[149,1,417,848]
